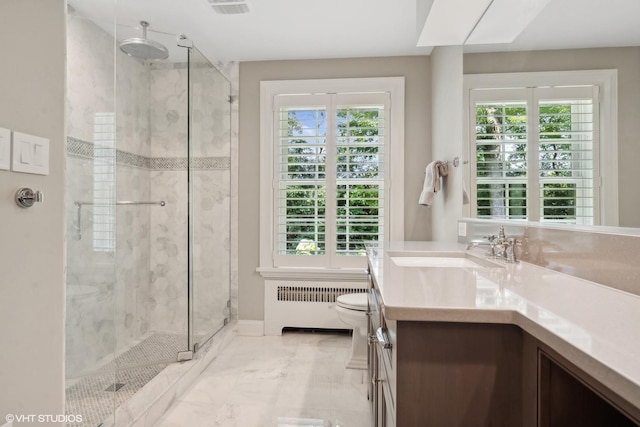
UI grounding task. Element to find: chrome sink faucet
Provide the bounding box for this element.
[493,225,521,263]
[466,234,498,257]
[467,225,521,263]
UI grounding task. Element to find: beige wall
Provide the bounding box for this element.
[431,46,464,241]
[0,0,66,424]
[464,47,640,228]
[238,56,431,321]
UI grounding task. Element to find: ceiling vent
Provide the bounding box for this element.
[207,0,250,14]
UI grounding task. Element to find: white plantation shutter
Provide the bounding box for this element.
[274,92,389,267]
[536,87,598,224]
[336,101,385,258]
[92,112,116,252]
[474,96,529,220]
[471,86,599,225]
[276,97,328,262]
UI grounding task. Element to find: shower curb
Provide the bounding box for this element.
[108,321,237,427]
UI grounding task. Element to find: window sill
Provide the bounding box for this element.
[256,266,368,281]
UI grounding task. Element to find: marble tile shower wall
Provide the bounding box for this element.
[66,160,154,378]
[66,155,116,378]
[67,13,114,143]
[67,13,153,378]
[67,13,233,379]
[66,145,231,376]
[148,64,232,336]
[191,169,232,335]
[115,164,153,350]
[148,168,231,335]
[221,61,239,321]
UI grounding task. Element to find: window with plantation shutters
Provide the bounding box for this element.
[276,100,328,259]
[273,92,388,268]
[336,103,385,256]
[260,78,404,273]
[475,99,529,220]
[538,90,597,223]
[470,85,600,225]
[93,112,116,252]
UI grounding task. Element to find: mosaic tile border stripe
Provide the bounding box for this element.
[147,156,231,170]
[67,137,230,171]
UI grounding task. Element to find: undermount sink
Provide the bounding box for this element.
[390,256,485,268]
[388,252,505,269]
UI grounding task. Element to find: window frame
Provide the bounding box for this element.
[92,112,116,253]
[463,70,618,226]
[259,78,405,274]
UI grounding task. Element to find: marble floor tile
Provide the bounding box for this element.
[155,331,371,427]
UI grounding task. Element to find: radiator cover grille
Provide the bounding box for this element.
[277,285,367,303]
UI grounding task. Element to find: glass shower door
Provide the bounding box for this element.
[187,46,231,351]
[65,7,119,426]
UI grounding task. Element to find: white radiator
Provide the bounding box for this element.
[264,280,368,336]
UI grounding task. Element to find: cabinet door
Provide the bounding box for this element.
[368,282,381,426]
[375,373,385,426]
[374,343,395,427]
[396,322,523,426]
[539,351,639,426]
[369,332,381,426]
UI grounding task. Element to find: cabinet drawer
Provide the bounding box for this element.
[378,345,394,414]
[377,319,396,420]
[368,287,382,331]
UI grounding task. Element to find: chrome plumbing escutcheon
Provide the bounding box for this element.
[15,187,44,208]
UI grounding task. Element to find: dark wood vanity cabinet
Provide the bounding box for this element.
[367,260,639,426]
[394,321,525,427]
[372,318,640,427]
[538,351,640,427]
[368,284,396,427]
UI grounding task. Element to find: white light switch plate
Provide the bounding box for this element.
[11,132,49,175]
[458,222,467,237]
[0,127,10,170]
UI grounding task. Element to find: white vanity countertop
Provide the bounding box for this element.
[367,241,640,408]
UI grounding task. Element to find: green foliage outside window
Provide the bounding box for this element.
[283,107,382,255]
[475,102,578,221]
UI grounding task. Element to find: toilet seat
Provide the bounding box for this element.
[336,293,368,312]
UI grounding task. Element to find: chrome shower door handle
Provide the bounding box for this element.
[15,187,44,208]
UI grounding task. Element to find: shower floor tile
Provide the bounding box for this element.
[155,331,370,427]
[65,333,190,427]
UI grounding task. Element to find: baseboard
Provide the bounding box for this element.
[237,320,264,336]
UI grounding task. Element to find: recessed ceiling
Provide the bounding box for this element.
[417,0,494,46]
[465,0,640,53]
[69,0,640,64]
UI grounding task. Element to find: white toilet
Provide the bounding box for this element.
[335,293,369,370]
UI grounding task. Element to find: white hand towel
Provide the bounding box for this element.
[462,162,470,205]
[419,161,448,206]
[462,186,470,205]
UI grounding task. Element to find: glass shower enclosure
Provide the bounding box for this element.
[65,6,231,425]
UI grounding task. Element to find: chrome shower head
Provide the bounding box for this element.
[119,21,169,61]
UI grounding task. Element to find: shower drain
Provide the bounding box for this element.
[104,383,125,392]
